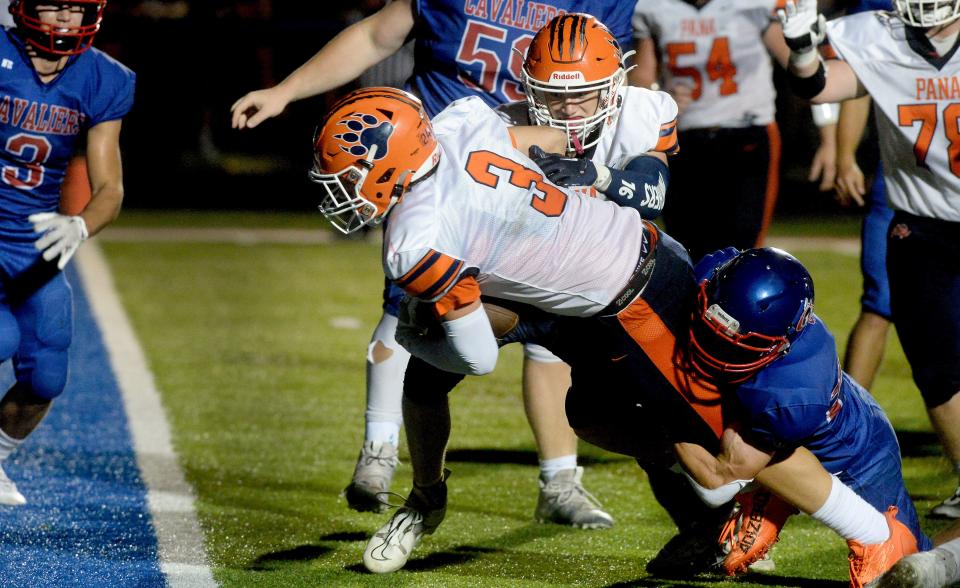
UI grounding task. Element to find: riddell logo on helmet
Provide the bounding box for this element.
[550,71,585,82]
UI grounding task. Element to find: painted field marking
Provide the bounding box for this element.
[77,241,217,588]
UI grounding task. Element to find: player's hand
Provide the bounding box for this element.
[230,86,291,130]
[531,149,597,187]
[834,157,866,207]
[396,295,440,348]
[29,212,88,270]
[777,0,826,55]
[667,83,694,115]
[808,142,836,192]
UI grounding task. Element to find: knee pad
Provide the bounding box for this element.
[403,356,463,405]
[0,309,19,361]
[15,347,69,400]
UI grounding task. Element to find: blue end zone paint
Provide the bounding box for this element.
[0,266,164,586]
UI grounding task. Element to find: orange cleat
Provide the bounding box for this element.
[847,506,919,588]
[720,489,797,575]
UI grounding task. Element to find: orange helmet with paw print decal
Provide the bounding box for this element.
[310,87,441,234]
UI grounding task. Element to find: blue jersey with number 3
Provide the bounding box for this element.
[0,29,134,244]
[410,0,634,116]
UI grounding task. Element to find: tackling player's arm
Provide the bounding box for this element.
[778,0,866,103]
[675,429,774,506]
[231,0,414,129]
[508,126,567,158]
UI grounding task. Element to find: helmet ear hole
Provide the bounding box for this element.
[687,248,815,383]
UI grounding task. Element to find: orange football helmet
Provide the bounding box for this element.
[522,13,633,153]
[310,87,441,234]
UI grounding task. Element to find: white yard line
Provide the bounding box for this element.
[76,241,217,588]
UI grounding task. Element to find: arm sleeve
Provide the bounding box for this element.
[397,304,499,375]
[600,155,669,219]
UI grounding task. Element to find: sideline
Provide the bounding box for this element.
[77,242,217,588]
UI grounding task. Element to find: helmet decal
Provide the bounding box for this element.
[333,113,394,160]
[310,87,441,235]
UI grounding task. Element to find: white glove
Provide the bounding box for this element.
[777,0,827,65]
[29,212,88,269]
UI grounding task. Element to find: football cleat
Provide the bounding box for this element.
[0,464,26,506]
[848,506,919,588]
[362,469,449,574]
[344,440,399,513]
[535,467,614,529]
[929,486,960,519]
[871,547,960,588]
[720,489,797,575]
[646,519,726,578]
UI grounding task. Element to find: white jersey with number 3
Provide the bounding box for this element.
[383,97,651,317]
[828,12,960,221]
[633,0,779,130]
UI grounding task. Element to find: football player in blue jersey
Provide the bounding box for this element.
[0,0,134,505]
[231,0,633,527]
[673,247,929,587]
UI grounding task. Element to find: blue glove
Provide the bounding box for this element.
[529,144,597,187]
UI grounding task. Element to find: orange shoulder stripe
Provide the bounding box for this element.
[395,250,465,300]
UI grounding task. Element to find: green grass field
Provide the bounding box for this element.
[99,213,958,587]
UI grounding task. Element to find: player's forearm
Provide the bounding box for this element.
[399,305,499,375]
[81,184,123,236]
[836,95,871,163]
[754,447,832,514]
[277,3,412,103]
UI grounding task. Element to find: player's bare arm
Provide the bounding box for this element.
[82,120,125,235]
[231,0,414,129]
[29,119,125,270]
[778,0,866,104]
[628,37,658,89]
[675,428,773,490]
[508,126,567,157]
[835,95,872,206]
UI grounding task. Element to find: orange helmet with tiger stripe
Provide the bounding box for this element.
[522,13,631,153]
[310,87,441,234]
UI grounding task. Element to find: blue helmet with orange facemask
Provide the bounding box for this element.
[688,248,815,384]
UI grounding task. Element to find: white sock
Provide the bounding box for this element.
[365,421,401,447]
[0,427,22,463]
[540,454,577,481]
[811,475,890,544]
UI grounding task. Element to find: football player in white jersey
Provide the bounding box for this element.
[500,12,741,574]
[497,12,679,530]
[631,0,839,264]
[311,86,683,574]
[310,85,943,579]
[776,0,960,584]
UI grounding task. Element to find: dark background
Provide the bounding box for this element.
[95,0,878,217]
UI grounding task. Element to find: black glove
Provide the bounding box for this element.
[529,144,597,187]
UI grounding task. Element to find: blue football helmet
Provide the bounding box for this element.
[689,248,815,383]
